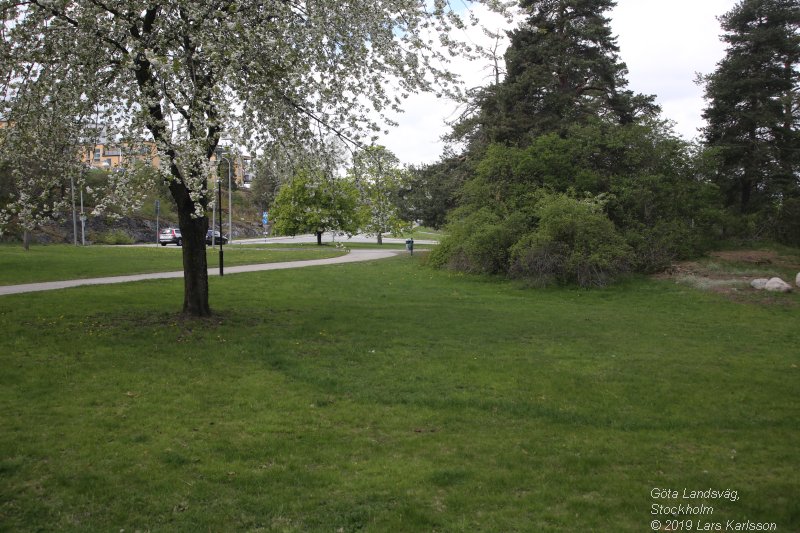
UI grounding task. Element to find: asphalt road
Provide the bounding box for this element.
[230,232,438,246]
[0,248,404,297]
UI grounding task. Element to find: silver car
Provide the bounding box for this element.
[159,228,182,246]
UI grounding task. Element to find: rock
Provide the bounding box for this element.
[765,277,792,293]
[796,272,800,288]
[750,278,769,290]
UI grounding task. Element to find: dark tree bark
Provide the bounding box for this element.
[316,230,323,245]
[131,17,217,317]
[170,181,211,317]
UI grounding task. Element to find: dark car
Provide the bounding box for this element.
[206,230,228,245]
[159,228,182,246]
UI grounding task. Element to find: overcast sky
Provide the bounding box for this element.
[378,0,739,166]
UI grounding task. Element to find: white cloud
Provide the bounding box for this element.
[610,0,737,140]
[378,3,514,166]
[381,0,738,166]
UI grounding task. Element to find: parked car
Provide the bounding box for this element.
[206,230,228,245]
[159,228,182,246]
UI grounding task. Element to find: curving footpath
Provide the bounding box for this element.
[0,248,402,297]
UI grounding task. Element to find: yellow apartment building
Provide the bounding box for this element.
[0,120,252,188]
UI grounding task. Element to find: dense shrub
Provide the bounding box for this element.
[624,217,721,273]
[429,207,530,274]
[509,193,632,287]
[432,120,732,285]
[93,229,134,245]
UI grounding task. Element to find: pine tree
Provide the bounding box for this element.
[483,0,658,144]
[700,0,800,214]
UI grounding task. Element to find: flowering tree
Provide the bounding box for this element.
[350,145,412,244]
[0,91,87,250]
[1,0,505,316]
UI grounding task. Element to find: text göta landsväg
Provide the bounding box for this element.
[649,488,779,531]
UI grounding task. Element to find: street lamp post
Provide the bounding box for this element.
[70,174,78,246]
[218,179,223,276]
[79,187,86,246]
[225,158,233,244]
[155,199,160,247]
[217,154,234,245]
[210,180,216,248]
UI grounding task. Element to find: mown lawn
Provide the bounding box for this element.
[0,254,798,531]
[0,244,346,285]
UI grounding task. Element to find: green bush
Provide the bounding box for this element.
[624,217,721,273]
[429,207,530,275]
[509,193,631,287]
[93,230,134,245]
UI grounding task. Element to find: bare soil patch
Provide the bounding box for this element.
[708,249,782,264]
[657,249,800,304]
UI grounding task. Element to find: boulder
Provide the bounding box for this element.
[750,278,769,290]
[765,277,792,293]
[796,272,800,288]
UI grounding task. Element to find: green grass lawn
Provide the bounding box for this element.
[0,255,798,531]
[0,244,346,285]
[407,226,444,240]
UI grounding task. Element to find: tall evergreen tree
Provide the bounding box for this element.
[481,0,658,145]
[700,0,800,214]
[431,0,722,282]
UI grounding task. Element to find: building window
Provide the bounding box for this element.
[93,149,101,161]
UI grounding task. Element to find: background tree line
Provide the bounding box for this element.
[251,142,412,245]
[1,0,501,316]
[1,0,797,312]
[411,0,798,286]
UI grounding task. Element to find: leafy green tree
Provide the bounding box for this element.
[700,0,800,214]
[1,0,502,316]
[430,1,733,283]
[436,118,722,278]
[270,170,360,245]
[251,139,349,219]
[398,158,473,230]
[350,146,411,244]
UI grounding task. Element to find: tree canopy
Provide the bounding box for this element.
[700,0,799,216]
[454,0,658,149]
[270,169,360,245]
[429,0,723,284]
[1,0,506,315]
[349,146,411,244]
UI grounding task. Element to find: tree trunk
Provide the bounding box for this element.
[316,230,323,245]
[377,232,382,245]
[179,215,211,317]
[132,40,215,317]
[22,229,30,251]
[171,182,211,317]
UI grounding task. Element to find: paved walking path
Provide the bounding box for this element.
[0,248,402,297]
